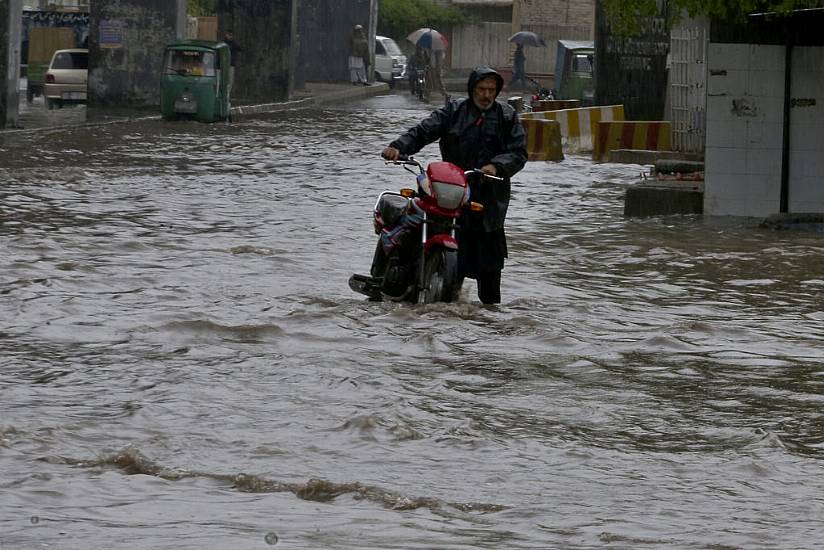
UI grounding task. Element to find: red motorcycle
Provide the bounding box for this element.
[349,156,501,304]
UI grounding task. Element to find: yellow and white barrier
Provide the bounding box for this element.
[593,121,673,162]
[521,118,564,162]
[523,105,625,153]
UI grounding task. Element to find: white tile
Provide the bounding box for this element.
[791,151,824,177]
[706,119,748,147]
[709,43,751,71]
[708,69,748,96]
[748,73,785,99]
[792,47,824,75]
[747,174,779,200]
[754,198,782,216]
[746,147,783,176]
[750,45,785,72]
[790,123,824,151]
[707,96,740,123]
[706,146,747,174]
[757,96,785,123]
[705,172,751,200]
[789,177,824,211]
[751,121,785,149]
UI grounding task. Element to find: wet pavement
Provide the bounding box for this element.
[2,91,824,549]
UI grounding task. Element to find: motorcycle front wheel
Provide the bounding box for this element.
[416,248,460,304]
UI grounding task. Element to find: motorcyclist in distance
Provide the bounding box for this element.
[382,67,527,304]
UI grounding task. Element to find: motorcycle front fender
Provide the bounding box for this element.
[424,234,458,252]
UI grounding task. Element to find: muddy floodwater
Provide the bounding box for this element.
[2,93,824,549]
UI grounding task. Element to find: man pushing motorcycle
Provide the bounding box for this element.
[382,67,528,304]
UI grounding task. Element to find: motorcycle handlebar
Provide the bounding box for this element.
[381,154,503,182]
[464,168,505,182]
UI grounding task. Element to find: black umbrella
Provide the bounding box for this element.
[508,31,547,47]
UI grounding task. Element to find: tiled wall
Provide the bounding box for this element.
[705,43,824,216]
[518,0,595,27]
[704,43,785,217]
[788,47,824,212]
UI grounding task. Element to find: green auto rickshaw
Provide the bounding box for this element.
[554,40,594,105]
[160,40,231,122]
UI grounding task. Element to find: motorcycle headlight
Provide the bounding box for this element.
[431,181,468,210]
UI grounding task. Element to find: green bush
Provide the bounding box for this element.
[378,0,467,42]
[188,0,217,17]
[603,0,824,36]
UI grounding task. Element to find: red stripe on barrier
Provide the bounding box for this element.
[646,122,660,150]
[597,121,610,157]
[621,123,635,149]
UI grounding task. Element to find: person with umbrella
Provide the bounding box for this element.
[508,31,547,90]
[380,67,528,304]
[406,28,449,101]
[511,44,527,90]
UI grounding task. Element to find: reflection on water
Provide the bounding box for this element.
[2,93,824,549]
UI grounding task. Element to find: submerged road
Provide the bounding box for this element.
[2,92,824,549]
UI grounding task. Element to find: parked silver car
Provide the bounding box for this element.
[374,36,406,87]
[43,48,88,110]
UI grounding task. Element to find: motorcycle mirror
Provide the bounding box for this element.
[399,188,415,198]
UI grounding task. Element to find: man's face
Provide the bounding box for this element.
[473,76,498,111]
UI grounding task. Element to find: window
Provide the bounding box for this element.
[375,41,386,56]
[52,52,88,70]
[164,50,216,76]
[382,39,402,56]
[572,54,593,74]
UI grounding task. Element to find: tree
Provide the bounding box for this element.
[188,0,218,17]
[602,0,824,35]
[378,0,467,43]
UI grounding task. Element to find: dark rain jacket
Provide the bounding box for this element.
[388,67,527,233]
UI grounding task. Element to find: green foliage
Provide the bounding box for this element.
[378,0,467,43]
[188,0,218,17]
[602,0,824,35]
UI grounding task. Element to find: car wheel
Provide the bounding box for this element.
[45,97,54,110]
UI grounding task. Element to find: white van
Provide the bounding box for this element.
[374,36,406,87]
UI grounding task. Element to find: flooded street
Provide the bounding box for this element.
[2,92,824,549]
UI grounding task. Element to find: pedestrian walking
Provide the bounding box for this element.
[511,44,527,90]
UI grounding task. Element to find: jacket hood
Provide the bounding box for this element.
[467,66,504,99]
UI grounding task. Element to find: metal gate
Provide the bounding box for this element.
[669,18,708,153]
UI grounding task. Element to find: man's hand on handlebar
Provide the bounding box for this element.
[382,147,401,161]
[480,164,498,177]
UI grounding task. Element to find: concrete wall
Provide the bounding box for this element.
[217,0,297,101]
[518,0,594,28]
[1,0,23,129]
[297,0,376,85]
[88,0,186,109]
[704,44,786,217]
[787,46,824,212]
